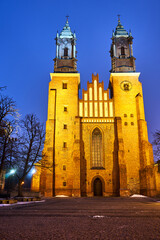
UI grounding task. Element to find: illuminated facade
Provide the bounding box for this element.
[32,18,159,197]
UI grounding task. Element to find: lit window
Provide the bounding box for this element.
[92,128,103,168]
[63,83,67,89]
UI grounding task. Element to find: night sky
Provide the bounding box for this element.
[0,0,160,143]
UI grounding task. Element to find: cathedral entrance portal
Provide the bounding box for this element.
[93,178,103,196]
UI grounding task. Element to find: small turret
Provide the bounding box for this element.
[54,16,77,73]
[110,16,136,73]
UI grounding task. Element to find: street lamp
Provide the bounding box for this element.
[31,168,36,175]
[9,169,16,175]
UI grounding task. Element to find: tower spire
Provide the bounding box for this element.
[110,17,136,73]
[54,17,77,73]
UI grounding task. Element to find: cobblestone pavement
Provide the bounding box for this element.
[0,197,160,240]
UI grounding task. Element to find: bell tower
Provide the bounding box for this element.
[110,16,136,73]
[36,16,80,197]
[54,16,77,73]
[109,17,156,197]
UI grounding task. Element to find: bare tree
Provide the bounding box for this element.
[0,92,18,192]
[14,114,45,197]
[0,94,18,126]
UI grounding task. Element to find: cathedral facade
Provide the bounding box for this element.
[32,18,158,197]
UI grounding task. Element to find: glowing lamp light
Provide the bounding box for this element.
[9,169,16,175]
[31,168,36,175]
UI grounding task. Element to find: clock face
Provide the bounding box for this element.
[120,81,132,91]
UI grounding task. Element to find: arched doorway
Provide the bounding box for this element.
[94,178,102,196]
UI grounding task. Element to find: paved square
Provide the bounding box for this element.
[0,197,160,239]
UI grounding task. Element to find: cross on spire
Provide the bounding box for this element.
[117,14,120,23]
[66,15,69,22]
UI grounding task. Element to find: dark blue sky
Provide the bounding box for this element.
[0,0,160,142]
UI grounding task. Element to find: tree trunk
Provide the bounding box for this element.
[18,180,23,197]
[0,138,7,193]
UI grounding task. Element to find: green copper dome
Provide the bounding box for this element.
[114,19,129,37]
[59,19,74,39]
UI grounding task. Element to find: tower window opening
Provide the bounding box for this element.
[63,142,67,148]
[64,47,68,56]
[63,83,67,89]
[92,128,103,168]
[63,165,66,171]
[121,46,125,56]
[63,181,66,186]
[64,106,68,112]
[64,124,67,129]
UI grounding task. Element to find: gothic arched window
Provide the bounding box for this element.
[64,47,68,56]
[92,128,103,168]
[121,46,125,55]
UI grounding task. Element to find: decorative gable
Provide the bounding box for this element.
[79,74,114,119]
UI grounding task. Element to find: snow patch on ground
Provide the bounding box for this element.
[93,215,104,218]
[55,195,69,198]
[0,200,45,207]
[118,225,127,229]
[130,194,148,198]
